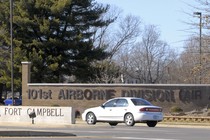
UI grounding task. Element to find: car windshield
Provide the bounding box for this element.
[131,98,152,106]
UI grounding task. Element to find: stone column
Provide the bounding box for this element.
[22,62,31,105]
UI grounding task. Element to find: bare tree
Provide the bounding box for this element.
[177,35,210,84]
[176,0,210,84]
[93,13,141,57]
[92,5,121,50]
[90,60,120,83]
[120,25,174,84]
[90,11,142,83]
[108,15,141,59]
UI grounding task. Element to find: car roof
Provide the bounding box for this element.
[111,97,143,100]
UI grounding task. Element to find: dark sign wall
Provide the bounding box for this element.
[22,84,210,113]
[21,62,210,113]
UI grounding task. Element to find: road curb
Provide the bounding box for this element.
[0,131,76,137]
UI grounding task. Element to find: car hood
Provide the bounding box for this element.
[84,106,101,112]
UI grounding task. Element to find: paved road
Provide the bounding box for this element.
[0,122,209,140]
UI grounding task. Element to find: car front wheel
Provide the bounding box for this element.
[124,113,135,126]
[146,121,157,127]
[86,112,96,125]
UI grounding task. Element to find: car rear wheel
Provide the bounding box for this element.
[86,112,96,125]
[146,121,157,127]
[124,113,135,126]
[109,122,118,126]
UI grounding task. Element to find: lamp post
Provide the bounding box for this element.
[193,12,202,84]
[10,0,14,105]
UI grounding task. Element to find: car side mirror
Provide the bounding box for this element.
[101,105,105,108]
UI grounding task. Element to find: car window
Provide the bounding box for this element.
[131,98,152,106]
[116,99,128,107]
[103,99,117,107]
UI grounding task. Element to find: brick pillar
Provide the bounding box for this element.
[22,62,31,105]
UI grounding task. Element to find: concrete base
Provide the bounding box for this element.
[0,106,75,125]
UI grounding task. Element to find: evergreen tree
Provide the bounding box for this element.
[0,0,114,89]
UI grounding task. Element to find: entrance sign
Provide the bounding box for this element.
[21,62,210,114]
[0,106,75,124]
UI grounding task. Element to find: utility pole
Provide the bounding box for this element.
[10,0,14,105]
[194,12,202,84]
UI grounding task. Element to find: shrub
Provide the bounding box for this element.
[170,106,183,113]
[75,110,81,118]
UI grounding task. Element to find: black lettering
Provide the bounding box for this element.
[84,89,92,100]
[145,90,153,101]
[92,90,105,100]
[28,89,53,100]
[4,108,22,116]
[28,89,31,99]
[141,90,146,99]
[185,90,191,101]
[27,108,32,115]
[43,108,47,116]
[59,109,64,116]
[76,90,83,100]
[100,90,106,100]
[68,90,76,99]
[164,90,175,102]
[121,90,129,97]
[48,90,52,99]
[51,109,55,116]
[47,109,51,116]
[58,89,66,99]
[170,90,175,102]
[179,89,192,102]
[32,89,38,99]
[38,89,43,99]
[36,108,43,116]
[43,91,48,99]
[92,90,99,100]
[156,90,165,102]
[13,108,21,115]
[194,90,202,100]
[151,90,156,102]
[130,90,136,97]
[106,89,116,100]
[179,89,185,101]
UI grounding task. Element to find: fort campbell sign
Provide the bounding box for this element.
[22,62,210,113]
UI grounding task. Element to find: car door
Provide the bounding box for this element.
[97,99,117,121]
[109,99,129,121]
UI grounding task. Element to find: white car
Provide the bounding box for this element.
[82,97,163,127]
